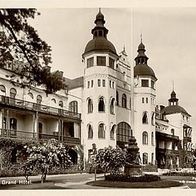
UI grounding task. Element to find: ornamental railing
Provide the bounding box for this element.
[0,95,81,120]
[0,129,81,145]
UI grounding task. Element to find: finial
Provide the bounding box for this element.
[99,8,101,13]
[140,33,143,43]
[172,80,174,91]
[123,44,126,52]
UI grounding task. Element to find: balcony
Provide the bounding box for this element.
[0,129,81,145]
[0,95,81,121]
[156,131,179,141]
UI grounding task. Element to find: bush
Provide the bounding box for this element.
[163,171,196,176]
[142,164,158,172]
[0,164,38,177]
[105,174,160,182]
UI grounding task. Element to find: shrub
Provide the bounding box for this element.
[163,171,196,176]
[105,174,160,182]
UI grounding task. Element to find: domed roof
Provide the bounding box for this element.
[138,42,145,50]
[161,105,191,116]
[134,63,156,79]
[84,37,117,55]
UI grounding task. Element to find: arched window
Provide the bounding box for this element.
[10,88,17,98]
[0,85,6,93]
[28,92,34,99]
[88,98,93,113]
[37,95,42,104]
[10,88,17,104]
[98,97,105,112]
[116,122,132,143]
[142,131,148,145]
[151,132,154,145]
[59,101,63,108]
[143,153,148,164]
[98,123,105,139]
[51,98,56,104]
[142,111,148,124]
[69,101,78,113]
[122,94,127,108]
[110,98,115,114]
[88,124,93,139]
[110,125,115,140]
[116,91,119,106]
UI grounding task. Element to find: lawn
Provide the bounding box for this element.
[87,179,183,188]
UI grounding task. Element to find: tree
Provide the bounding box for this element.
[22,139,72,183]
[0,9,65,93]
[96,146,126,175]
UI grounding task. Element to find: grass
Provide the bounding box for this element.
[87,179,183,188]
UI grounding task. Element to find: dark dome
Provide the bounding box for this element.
[134,63,156,79]
[84,37,117,55]
[161,105,191,116]
[138,42,145,50]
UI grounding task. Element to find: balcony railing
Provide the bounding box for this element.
[0,95,81,120]
[0,129,81,145]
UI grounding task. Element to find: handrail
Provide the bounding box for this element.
[0,95,81,119]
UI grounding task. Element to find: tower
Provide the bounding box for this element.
[133,40,157,165]
[82,9,119,161]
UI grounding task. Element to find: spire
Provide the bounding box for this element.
[91,8,108,39]
[122,44,127,56]
[135,36,148,65]
[169,87,179,106]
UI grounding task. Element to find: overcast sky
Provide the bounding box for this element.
[30,8,196,144]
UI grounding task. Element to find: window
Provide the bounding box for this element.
[59,101,63,107]
[51,98,56,104]
[87,57,94,68]
[98,97,105,112]
[91,80,93,87]
[98,123,105,139]
[141,79,149,87]
[116,122,132,143]
[28,92,34,99]
[146,97,148,103]
[142,111,148,124]
[102,80,105,87]
[37,95,42,104]
[142,131,148,145]
[0,85,6,93]
[69,101,78,113]
[116,91,119,106]
[130,98,132,109]
[110,98,115,114]
[171,129,175,136]
[3,117,6,129]
[109,80,112,88]
[98,79,101,87]
[10,118,17,130]
[143,153,148,164]
[88,81,90,88]
[112,82,114,88]
[122,94,127,108]
[110,125,115,140]
[10,88,17,100]
[142,97,144,103]
[88,124,93,139]
[151,80,155,89]
[151,153,154,163]
[151,112,155,125]
[97,56,106,66]
[88,98,93,113]
[151,132,154,145]
[109,57,115,69]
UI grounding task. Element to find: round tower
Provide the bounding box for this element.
[133,39,157,165]
[82,9,119,162]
